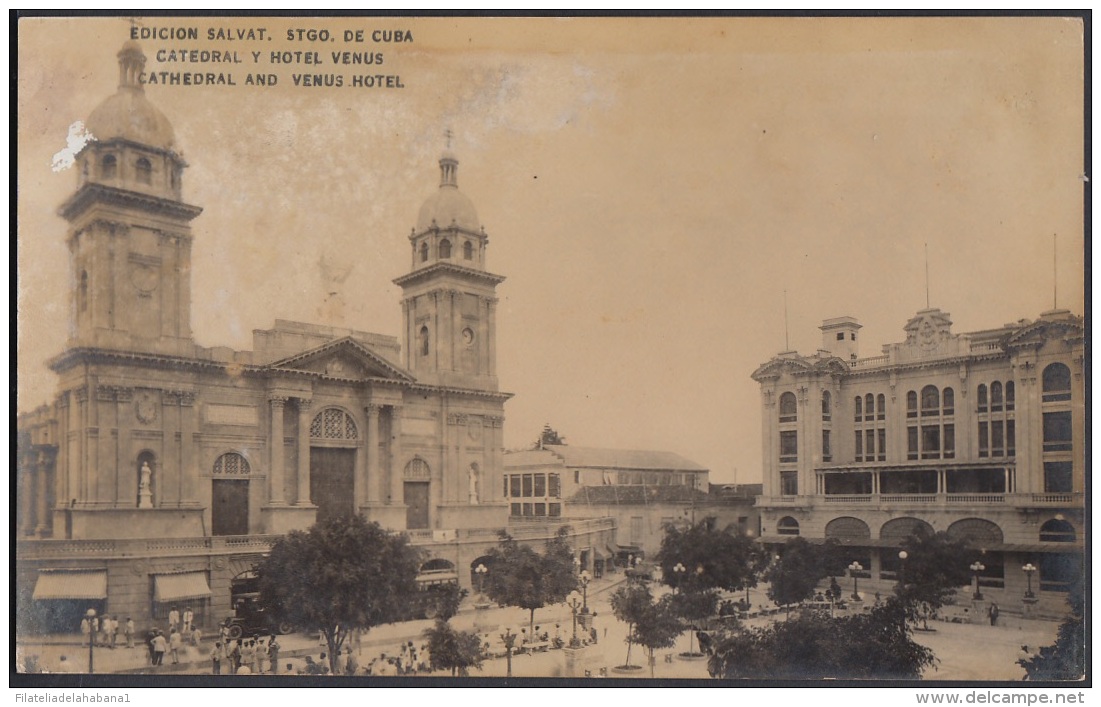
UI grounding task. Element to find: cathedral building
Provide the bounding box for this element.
[16,42,613,634]
[752,307,1085,615]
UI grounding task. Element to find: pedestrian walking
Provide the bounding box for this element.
[152,631,167,666]
[183,608,194,633]
[989,603,1000,626]
[80,617,91,647]
[191,626,202,647]
[268,637,280,674]
[169,628,183,664]
[211,642,224,675]
[345,650,358,676]
[168,606,180,633]
[228,640,241,673]
[124,618,135,648]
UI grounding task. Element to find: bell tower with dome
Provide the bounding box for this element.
[60,41,201,357]
[393,147,505,390]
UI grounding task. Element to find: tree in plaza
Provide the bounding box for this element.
[413,583,468,622]
[422,618,485,676]
[892,529,975,630]
[483,527,577,639]
[255,514,423,675]
[609,581,655,669]
[1018,576,1084,681]
[668,588,719,656]
[765,537,831,608]
[634,595,686,677]
[656,517,759,593]
[706,597,936,679]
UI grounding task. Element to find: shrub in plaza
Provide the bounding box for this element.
[892,529,975,630]
[422,618,485,677]
[255,514,423,675]
[482,526,577,640]
[1018,576,1084,681]
[706,597,936,680]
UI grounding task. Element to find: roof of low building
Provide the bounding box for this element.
[542,445,707,472]
[502,449,563,468]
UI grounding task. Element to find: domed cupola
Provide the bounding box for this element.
[416,150,481,233]
[75,41,186,201]
[408,144,490,272]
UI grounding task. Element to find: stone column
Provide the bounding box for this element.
[365,404,380,505]
[486,298,497,377]
[389,406,403,504]
[179,392,197,505]
[450,290,461,371]
[296,398,312,505]
[19,454,34,535]
[268,397,287,504]
[35,450,51,536]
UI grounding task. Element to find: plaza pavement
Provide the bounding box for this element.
[15,575,1060,681]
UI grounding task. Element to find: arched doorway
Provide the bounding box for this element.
[310,408,358,523]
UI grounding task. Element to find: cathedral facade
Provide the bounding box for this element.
[17,42,613,634]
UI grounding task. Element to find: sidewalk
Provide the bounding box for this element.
[16,573,631,676]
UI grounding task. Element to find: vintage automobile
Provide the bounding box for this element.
[222,594,293,639]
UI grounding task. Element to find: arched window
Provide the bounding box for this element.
[405,457,430,478]
[420,326,430,357]
[865,393,874,421]
[100,154,117,179]
[463,241,473,260]
[1006,381,1015,411]
[1042,363,1072,402]
[779,392,797,423]
[825,516,871,541]
[776,516,800,536]
[876,393,886,420]
[854,396,862,421]
[439,239,452,259]
[942,387,954,415]
[213,452,251,475]
[990,382,1003,411]
[821,391,831,421]
[135,157,152,184]
[309,408,358,440]
[977,384,988,412]
[906,391,917,418]
[1039,519,1076,543]
[419,242,429,262]
[921,385,939,416]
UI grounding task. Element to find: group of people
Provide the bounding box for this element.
[210,635,280,675]
[80,615,135,649]
[145,627,192,666]
[363,642,429,676]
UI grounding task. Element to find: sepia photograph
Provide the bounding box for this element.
[14,13,1087,690]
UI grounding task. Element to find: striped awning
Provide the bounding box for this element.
[33,570,107,601]
[153,572,211,603]
[416,571,458,585]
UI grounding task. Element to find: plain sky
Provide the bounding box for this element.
[16,16,1086,484]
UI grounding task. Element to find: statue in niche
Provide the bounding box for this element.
[138,461,153,508]
[468,464,479,505]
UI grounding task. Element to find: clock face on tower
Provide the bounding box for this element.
[135,390,158,424]
[461,327,475,347]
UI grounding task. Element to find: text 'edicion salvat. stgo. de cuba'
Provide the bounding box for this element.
[128,24,415,89]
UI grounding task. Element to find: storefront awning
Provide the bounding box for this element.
[33,570,107,601]
[153,572,211,603]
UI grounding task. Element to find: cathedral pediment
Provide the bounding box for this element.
[266,337,414,382]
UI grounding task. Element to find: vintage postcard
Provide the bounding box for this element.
[15,14,1086,689]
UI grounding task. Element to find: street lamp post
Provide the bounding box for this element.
[579,570,591,612]
[848,562,863,601]
[672,562,685,594]
[566,591,583,648]
[498,625,516,678]
[1022,563,1037,599]
[898,551,908,588]
[86,608,97,674]
[475,563,487,597]
[970,562,986,601]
